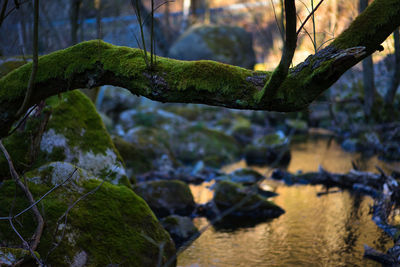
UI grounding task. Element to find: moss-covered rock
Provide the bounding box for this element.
[171,125,241,167]
[284,118,308,134]
[213,181,284,219]
[0,178,176,267]
[25,161,96,187]
[160,215,199,248]
[0,90,127,184]
[133,180,195,218]
[215,168,264,185]
[119,108,188,131]
[122,126,177,173]
[244,131,291,166]
[231,116,254,145]
[168,24,256,69]
[97,86,141,121]
[112,136,154,176]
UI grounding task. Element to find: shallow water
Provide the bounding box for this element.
[178,137,399,267]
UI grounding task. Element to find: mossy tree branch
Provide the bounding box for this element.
[261,0,297,100]
[0,0,400,139]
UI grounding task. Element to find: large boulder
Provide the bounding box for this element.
[0,91,127,184]
[0,173,176,266]
[133,180,196,218]
[168,25,256,69]
[212,181,284,219]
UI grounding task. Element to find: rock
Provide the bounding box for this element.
[122,127,177,173]
[244,131,291,166]
[284,119,308,134]
[0,91,127,184]
[215,168,264,185]
[112,136,154,177]
[97,86,140,121]
[341,138,365,152]
[168,24,256,69]
[0,178,176,267]
[380,142,400,161]
[231,117,254,145]
[171,125,241,167]
[119,108,188,131]
[212,181,284,219]
[25,161,97,188]
[161,215,199,248]
[133,180,195,218]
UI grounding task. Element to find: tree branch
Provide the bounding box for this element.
[0,0,399,139]
[259,0,297,101]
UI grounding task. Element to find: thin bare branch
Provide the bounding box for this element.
[0,168,78,221]
[296,0,325,36]
[0,139,44,263]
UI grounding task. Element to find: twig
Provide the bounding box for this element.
[0,168,78,221]
[7,104,38,136]
[296,0,325,36]
[46,179,105,260]
[0,139,44,263]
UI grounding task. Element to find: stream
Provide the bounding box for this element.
[178,136,400,267]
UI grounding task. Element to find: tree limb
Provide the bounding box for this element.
[260,0,297,100]
[0,0,399,139]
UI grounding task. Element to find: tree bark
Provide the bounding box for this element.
[69,0,81,45]
[384,28,400,105]
[0,0,400,139]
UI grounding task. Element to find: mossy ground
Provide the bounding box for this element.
[0,179,175,266]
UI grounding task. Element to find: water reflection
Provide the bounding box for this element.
[179,185,391,267]
[179,137,397,266]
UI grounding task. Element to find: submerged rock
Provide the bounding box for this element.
[212,181,284,219]
[244,131,291,166]
[0,91,127,184]
[168,24,256,69]
[0,179,176,267]
[161,215,199,248]
[133,180,196,218]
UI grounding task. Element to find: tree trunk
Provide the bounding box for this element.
[95,0,102,40]
[384,28,400,105]
[70,0,82,45]
[359,0,376,120]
